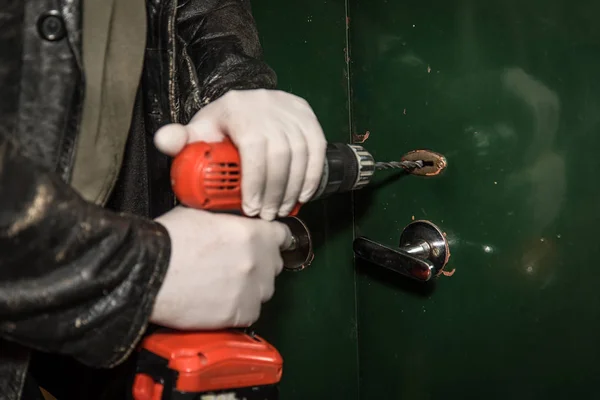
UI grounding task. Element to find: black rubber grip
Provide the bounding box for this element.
[312,143,359,200]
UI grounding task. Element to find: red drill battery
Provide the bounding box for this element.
[132,330,282,400]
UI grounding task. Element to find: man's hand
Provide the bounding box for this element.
[150,206,293,330]
[154,89,327,221]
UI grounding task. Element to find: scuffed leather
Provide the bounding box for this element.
[142,0,277,132]
[15,0,83,182]
[0,136,170,361]
[0,136,171,399]
[0,0,277,398]
[0,343,29,400]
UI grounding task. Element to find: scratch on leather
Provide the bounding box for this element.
[6,183,52,237]
[181,45,202,119]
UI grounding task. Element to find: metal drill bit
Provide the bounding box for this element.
[375,160,424,171]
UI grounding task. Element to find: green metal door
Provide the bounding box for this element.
[350,0,600,398]
[253,0,600,398]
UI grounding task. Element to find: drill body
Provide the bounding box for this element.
[170,138,376,213]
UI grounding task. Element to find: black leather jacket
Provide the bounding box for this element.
[0,1,276,399]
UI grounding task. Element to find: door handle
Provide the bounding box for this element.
[353,220,450,282]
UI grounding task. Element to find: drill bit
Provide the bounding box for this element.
[375,160,424,171]
[376,150,447,176]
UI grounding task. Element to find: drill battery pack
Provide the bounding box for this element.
[132,330,282,400]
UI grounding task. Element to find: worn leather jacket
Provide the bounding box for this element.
[0,1,276,399]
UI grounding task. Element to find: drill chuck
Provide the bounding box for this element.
[311,143,375,200]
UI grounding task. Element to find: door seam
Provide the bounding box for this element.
[343,0,361,398]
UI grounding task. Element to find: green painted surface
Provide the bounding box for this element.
[252,0,600,398]
[251,2,359,399]
[350,0,600,398]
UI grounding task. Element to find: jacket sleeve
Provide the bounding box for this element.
[0,136,171,368]
[175,0,277,121]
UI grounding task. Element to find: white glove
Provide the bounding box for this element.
[154,89,327,221]
[150,206,293,330]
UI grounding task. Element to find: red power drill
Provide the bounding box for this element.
[168,137,444,213]
[133,138,438,399]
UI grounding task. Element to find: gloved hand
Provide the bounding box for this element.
[150,206,293,330]
[154,89,327,221]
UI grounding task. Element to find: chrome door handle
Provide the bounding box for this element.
[353,220,450,282]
